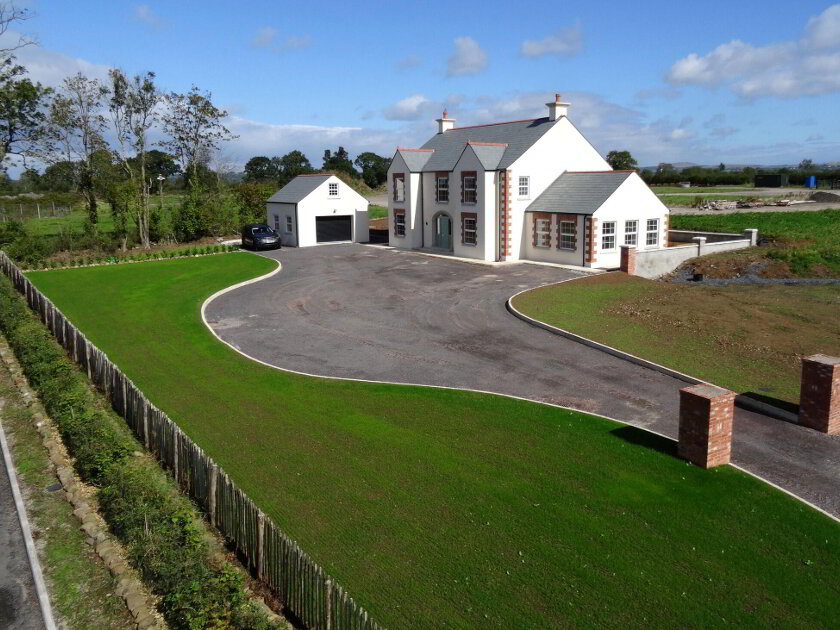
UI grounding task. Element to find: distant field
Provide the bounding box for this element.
[663,194,792,206]
[653,186,752,194]
[29,255,840,630]
[671,209,840,275]
[368,204,387,219]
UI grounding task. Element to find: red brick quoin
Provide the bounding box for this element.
[678,384,736,468]
[799,354,840,434]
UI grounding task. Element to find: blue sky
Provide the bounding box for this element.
[8,0,840,169]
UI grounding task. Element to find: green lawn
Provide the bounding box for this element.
[512,273,840,404]
[29,256,840,630]
[368,203,387,219]
[671,209,840,274]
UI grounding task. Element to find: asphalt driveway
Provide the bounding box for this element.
[205,244,840,517]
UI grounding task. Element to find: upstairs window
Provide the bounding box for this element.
[559,220,576,250]
[394,209,406,237]
[518,176,530,198]
[285,216,293,233]
[462,172,477,204]
[436,174,449,203]
[462,213,477,245]
[534,216,551,248]
[601,221,616,250]
[646,219,659,246]
[393,173,405,202]
[328,182,339,196]
[624,220,638,246]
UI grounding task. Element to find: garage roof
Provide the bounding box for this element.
[267,174,333,203]
[526,171,634,214]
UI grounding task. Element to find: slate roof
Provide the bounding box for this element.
[468,143,508,170]
[526,171,634,215]
[396,149,434,172]
[267,174,332,203]
[419,117,559,172]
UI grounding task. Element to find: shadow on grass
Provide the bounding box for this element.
[610,425,678,457]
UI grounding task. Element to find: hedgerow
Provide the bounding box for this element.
[0,275,281,630]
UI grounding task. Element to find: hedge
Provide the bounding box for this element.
[0,275,282,630]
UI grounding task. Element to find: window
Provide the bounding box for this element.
[273,214,280,231]
[393,210,406,237]
[393,174,405,202]
[518,176,530,198]
[559,220,576,250]
[462,213,477,246]
[328,182,339,197]
[624,220,638,246]
[534,216,551,248]
[285,216,293,233]
[646,219,659,246]
[601,221,616,250]
[436,174,449,203]
[462,172,477,204]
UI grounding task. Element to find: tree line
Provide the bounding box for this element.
[243,147,390,189]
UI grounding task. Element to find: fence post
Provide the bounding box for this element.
[325,578,333,630]
[208,463,217,526]
[257,511,265,580]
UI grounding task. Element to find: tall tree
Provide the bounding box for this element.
[45,73,107,225]
[108,69,160,248]
[606,150,638,171]
[276,149,313,186]
[799,159,814,170]
[354,151,391,188]
[322,146,357,177]
[0,59,51,166]
[161,86,236,189]
[243,155,277,182]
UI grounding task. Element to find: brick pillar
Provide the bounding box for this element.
[620,245,636,275]
[798,354,840,434]
[678,384,736,468]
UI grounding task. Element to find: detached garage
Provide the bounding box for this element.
[266,174,370,247]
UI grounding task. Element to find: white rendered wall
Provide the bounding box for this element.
[592,174,670,269]
[506,117,610,260]
[266,202,297,247]
[387,154,424,249]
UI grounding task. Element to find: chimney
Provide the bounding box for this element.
[546,93,570,121]
[436,109,455,134]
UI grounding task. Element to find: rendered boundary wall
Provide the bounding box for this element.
[0,251,384,630]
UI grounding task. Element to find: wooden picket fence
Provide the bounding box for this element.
[0,251,385,630]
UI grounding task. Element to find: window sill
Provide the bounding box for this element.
[534,244,551,249]
[393,234,406,238]
[556,246,576,251]
[517,197,530,201]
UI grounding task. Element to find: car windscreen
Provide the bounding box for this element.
[253,227,277,236]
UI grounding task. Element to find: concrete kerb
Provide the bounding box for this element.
[206,252,837,523]
[0,403,58,630]
[506,273,800,424]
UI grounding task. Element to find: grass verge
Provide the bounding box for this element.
[671,209,840,275]
[368,204,387,219]
[0,274,284,630]
[0,348,135,630]
[25,254,840,630]
[511,273,840,404]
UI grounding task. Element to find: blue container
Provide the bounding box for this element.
[805,175,816,188]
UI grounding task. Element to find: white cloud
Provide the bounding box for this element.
[133,4,163,29]
[383,95,434,121]
[251,26,277,48]
[447,36,487,76]
[521,24,582,58]
[667,4,840,98]
[0,30,111,87]
[396,53,422,71]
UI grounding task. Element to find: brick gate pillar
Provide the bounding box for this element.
[798,354,840,434]
[620,245,636,275]
[678,384,736,468]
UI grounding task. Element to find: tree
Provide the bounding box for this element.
[605,150,638,171]
[0,59,51,167]
[718,162,726,171]
[322,146,357,177]
[45,73,108,225]
[354,151,391,188]
[276,150,314,186]
[243,155,278,182]
[108,69,160,248]
[799,159,814,170]
[656,162,675,174]
[41,160,74,192]
[129,149,179,184]
[161,86,236,189]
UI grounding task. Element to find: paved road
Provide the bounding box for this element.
[0,434,47,630]
[205,244,840,517]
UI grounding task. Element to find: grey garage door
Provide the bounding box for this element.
[315,216,352,242]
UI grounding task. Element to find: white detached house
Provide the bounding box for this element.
[386,95,669,268]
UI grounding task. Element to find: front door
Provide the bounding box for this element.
[434,214,452,250]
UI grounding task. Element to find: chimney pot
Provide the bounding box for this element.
[436,110,455,133]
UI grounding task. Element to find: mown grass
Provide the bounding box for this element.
[512,273,840,404]
[0,354,135,629]
[671,209,840,274]
[29,255,840,630]
[368,204,387,219]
